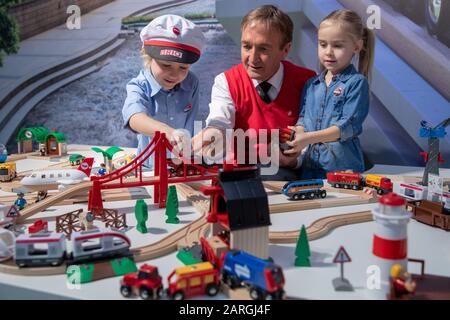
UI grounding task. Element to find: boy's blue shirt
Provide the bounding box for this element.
[122,69,199,168]
[297,64,369,179]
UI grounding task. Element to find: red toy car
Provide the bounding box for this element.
[120,264,163,300]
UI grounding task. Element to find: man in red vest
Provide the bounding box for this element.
[192,5,315,180]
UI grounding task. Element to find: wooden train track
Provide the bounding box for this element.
[269,211,373,243]
[0,182,374,276]
[263,181,377,214]
[0,183,210,275]
[16,181,93,223]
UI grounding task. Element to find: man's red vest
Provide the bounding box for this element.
[225,60,316,132]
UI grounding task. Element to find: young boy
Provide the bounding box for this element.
[122,15,205,168]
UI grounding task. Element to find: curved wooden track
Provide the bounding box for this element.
[269,211,373,243]
[16,181,93,223]
[0,183,210,275]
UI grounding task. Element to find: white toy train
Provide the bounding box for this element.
[15,227,131,267]
[394,182,450,210]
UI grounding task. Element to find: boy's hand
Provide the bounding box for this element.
[170,129,190,157]
[283,126,309,156]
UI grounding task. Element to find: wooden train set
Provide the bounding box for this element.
[1,136,449,300]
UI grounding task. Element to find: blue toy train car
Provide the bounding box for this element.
[281,179,327,200]
[221,250,285,300]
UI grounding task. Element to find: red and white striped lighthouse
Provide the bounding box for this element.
[371,193,411,296]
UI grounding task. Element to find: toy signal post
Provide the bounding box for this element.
[332,246,353,291]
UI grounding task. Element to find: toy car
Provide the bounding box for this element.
[120,264,164,300]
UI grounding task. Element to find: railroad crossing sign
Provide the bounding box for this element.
[332,246,354,292]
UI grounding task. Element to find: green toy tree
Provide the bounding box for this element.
[0,0,20,66]
[295,224,311,267]
[134,199,148,233]
[91,146,123,172]
[165,185,179,224]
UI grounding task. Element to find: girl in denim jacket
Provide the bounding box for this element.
[285,9,375,179]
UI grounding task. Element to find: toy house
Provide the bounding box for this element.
[201,167,271,259]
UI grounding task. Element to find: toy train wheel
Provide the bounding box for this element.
[223,273,239,288]
[320,190,327,198]
[334,183,340,188]
[206,283,219,296]
[176,167,184,177]
[293,194,300,200]
[308,193,315,199]
[168,168,177,177]
[377,189,384,195]
[300,194,307,200]
[352,185,359,190]
[186,166,197,176]
[157,286,164,298]
[250,287,263,300]
[344,184,350,189]
[120,285,132,297]
[139,287,153,300]
[172,291,185,300]
[50,260,60,266]
[265,293,274,300]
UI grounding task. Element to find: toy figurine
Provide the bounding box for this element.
[389,264,416,299]
[39,145,46,156]
[14,193,27,210]
[97,163,107,176]
[36,191,48,202]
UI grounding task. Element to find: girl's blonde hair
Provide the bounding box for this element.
[319,9,375,80]
[141,47,152,72]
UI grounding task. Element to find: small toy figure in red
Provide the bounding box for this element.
[390,264,417,298]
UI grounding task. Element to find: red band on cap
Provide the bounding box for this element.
[144,40,200,56]
[372,235,407,260]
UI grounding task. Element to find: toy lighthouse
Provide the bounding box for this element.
[371,193,411,297]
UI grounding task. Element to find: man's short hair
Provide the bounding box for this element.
[241,5,293,48]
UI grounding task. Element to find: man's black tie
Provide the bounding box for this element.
[256,81,272,103]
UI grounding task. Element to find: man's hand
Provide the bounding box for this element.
[191,127,226,162]
[271,147,298,168]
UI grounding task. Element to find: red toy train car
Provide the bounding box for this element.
[326,172,393,195]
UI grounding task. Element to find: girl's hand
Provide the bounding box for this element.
[283,126,310,155]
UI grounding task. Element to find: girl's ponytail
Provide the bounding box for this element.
[359,27,375,81]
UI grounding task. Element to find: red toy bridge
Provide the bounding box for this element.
[88,132,218,212]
